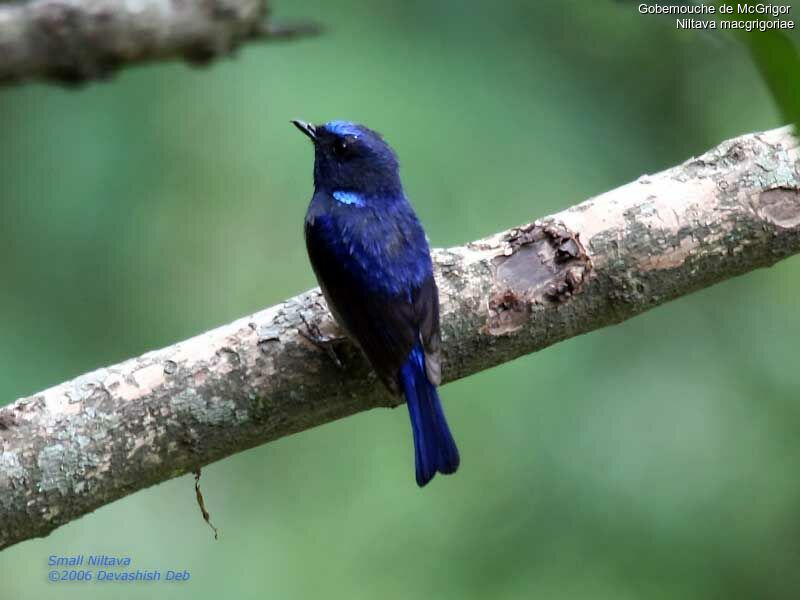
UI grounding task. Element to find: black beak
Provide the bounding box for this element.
[291,120,317,141]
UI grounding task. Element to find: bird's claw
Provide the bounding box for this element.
[298,313,345,370]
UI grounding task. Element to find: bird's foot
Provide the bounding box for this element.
[298,312,345,370]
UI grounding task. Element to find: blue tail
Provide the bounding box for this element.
[400,344,460,487]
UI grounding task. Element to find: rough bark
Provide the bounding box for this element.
[0,0,319,86]
[1,126,799,551]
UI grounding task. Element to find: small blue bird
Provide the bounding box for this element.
[293,119,460,487]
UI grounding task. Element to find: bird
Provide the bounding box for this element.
[292,119,460,487]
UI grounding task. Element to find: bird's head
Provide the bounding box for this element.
[292,120,403,198]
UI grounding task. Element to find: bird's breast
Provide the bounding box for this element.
[305,197,432,298]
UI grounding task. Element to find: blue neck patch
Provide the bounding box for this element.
[332,190,366,207]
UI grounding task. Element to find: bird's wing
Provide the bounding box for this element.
[305,215,441,393]
[413,274,442,386]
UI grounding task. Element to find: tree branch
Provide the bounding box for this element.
[0,0,320,86]
[1,126,799,551]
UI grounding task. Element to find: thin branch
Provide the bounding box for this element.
[0,0,320,86]
[1,126,799,551]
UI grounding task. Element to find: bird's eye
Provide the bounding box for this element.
[332,139,349,158]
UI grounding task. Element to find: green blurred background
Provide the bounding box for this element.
[3,1,800,598]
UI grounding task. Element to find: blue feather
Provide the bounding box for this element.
[308,207,431,297]
[332,190,366,207]
[325,120,364,138]
[401,344,460,487]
